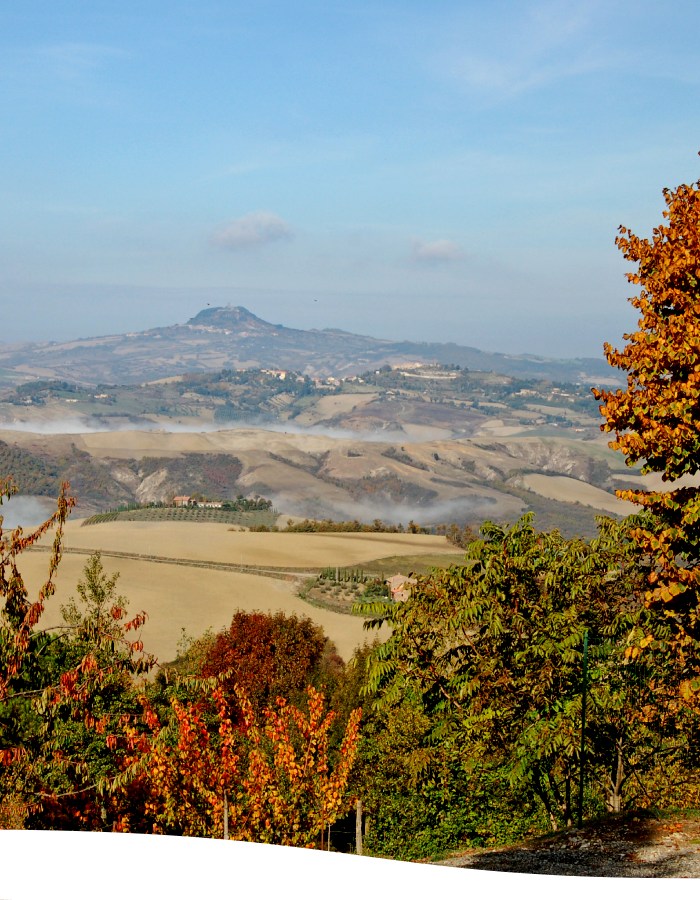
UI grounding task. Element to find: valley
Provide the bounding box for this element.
[0,311,635,537]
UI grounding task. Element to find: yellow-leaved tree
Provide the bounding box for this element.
[593,171,700,695]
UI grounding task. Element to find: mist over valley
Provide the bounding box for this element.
[0,307,633,536]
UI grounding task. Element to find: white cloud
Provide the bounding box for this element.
[434,0,610,102]
[211,212,294,250]
[412,239,463,263]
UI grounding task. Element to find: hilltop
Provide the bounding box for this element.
[0,309,635,536]
[0,305,620,387]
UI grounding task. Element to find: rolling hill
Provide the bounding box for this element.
[0,305,620,386]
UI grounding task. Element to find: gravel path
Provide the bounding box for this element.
[435,811,700,878]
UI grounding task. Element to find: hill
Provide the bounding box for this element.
[0,305,620,387]
[0,424,635,536]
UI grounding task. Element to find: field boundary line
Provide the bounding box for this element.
[28,546,317,581]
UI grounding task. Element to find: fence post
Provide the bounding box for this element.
[577,629,589,828]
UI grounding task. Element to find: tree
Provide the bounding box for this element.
[0,479,74,704]
[115,685,239,836]
[198,611,342,724]
[26,552,154,829]
[116,683,361,846]
[355,515,670,828]
[593,174,700,679]
[349,694,546,861]
[235,685,361,846]
[0,479,74,824]
[0,479,154,829]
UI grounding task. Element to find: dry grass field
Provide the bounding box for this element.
[611,471,700,491]
[21,550,382,664]
[49,520,461,568]
[294,392,378,423]
[20,522,458,664]
[521,473,635,515]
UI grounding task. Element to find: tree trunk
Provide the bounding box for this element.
[533,774,559,831]
[355,799,363,855]
[564,773,572,828]
[607,739,625,813]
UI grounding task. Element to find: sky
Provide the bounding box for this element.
[2,0,700,358]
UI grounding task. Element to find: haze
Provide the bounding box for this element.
[2,2,700,357]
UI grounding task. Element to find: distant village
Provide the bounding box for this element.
[171,494,273,511]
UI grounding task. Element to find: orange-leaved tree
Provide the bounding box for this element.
[236,684,361,847]
[593,172,700,689]
[114,685,239,836]
[0,479,74,704]
[115,683,361,845]
[0,478,74,823]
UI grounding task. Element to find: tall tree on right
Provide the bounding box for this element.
[593,172,700,685]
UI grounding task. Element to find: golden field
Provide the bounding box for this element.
[21,522,463,664]
[520,473,635,515]
[47,520,460,568]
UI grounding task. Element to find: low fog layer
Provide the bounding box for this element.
[0,417,416,442]
[0,495,58,529]
[269,492,501,528]
[0,418,227,436]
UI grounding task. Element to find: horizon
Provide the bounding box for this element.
[1,302,611,362]
[3,2,700,357]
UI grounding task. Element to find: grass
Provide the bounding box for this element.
[359,552,466,576]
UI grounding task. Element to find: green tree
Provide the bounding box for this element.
[351,696,546,860]
[0,486,154,830]
[355,515,667,829]
[26,552,154,829]
[0,479,74,824]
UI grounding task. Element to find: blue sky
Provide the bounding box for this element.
[2,0,700,357]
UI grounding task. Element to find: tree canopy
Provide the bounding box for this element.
[355,515,691,832]
[593,174,700,677]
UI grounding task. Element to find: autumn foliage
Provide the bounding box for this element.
[236,685,361,846]
[8,187,700,864]
[111,683,360,845]
[593,175,700,682]
[0,483,361,841]
[0,478,74,706]
[200,610,342,722]
[115,686,239,836]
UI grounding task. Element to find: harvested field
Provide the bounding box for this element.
[521,474,635,515]
[612,472,700,491]
[22,522,454,662]
[306,392,378,417]
[21,551,378,664]
[362,552,467,575]
[49,521,460,569]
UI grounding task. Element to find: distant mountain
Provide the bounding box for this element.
[0,305,621,387]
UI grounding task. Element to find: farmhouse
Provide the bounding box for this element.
[386,573,417,602]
